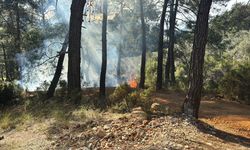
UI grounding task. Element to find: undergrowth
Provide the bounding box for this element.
[109,84,155,113]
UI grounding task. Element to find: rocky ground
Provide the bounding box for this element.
[51,108,250,150]
[1,92,250,150]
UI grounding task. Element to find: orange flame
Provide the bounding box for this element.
[129,80,138,89]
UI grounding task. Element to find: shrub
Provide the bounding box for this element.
[109,84,132,105]
[175,65,189,91]
[219,64,250,104]
[55,80,67,98]
[0,82,22,107]
[110,101,129,113]
[145,54,157,87]
[109,85,154,113]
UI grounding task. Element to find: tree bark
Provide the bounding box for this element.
[8,1,21,81]
[14,1,21,53]
[183,0,212,118]
[99,0,108,107]
[156,0,168,90]
[2,43,10,81]
[47,33,69,98]
[165,0,178,86]
[15,1,21,80]
[67,0,86,93]
[117,1,124,84]
[139,0,147,89]
[117,45,121,83]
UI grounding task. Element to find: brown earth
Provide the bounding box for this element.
[153,91,250,139]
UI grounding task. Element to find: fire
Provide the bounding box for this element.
[129,79,138,89]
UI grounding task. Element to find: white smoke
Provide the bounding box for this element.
[17,0,141,91]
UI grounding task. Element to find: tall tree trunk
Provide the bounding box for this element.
[117,1,124,84]
[14,1,21,53]
[117,45,121,83]
[15,1,21,79]
[99,0,108,107]
[156,0,168,90]
[166,0,178,86]
[183,0,212,118]
[9,1,21,80]
[47,33,69,98]
[2,43,10,81]
[139,0,147,89]
[67,0,86,93]
[165,52,170,85]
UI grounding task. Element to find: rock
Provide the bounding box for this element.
[150,103,170,115]
[121,135,127,140]
[131,107,147,120]
[92,127,98,131]
[103,124,111,130]
[96,129,106,138]
[132,107,143,112]
[82,146,90,150]
[104,132,115,139]
[131,110,147,120]
[104,143,113,148]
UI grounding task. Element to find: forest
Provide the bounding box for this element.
[0,0,250,149]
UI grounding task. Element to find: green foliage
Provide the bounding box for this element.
[175,65,189,90]
[37,80,50,91]
[204,30,250,94]
[55,80,67,98]
[109,84,132,105]
[145,53,157,87]
[72,106,101,121]
[172,40,192,91]
[110,101,128,113]
[227,31,250,64]
[204,4,250,96]
[124,88,154,112]
[22,28,44,51]
[208,4,250,50]
[211,4,250,33]
[59,80,67,88]
[109,84,154,113]
[0,81,23,107]
[219,64,250,104]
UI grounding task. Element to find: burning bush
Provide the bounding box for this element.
[128,79,138,89]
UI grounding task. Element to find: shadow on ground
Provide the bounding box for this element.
[196,120,250,148]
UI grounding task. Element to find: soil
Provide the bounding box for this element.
[153,91,250,139]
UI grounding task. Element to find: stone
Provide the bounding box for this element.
[103,124,111,130]
[150,103,170,115]
[132,107,143,112]
[96,129,106,138]
[131,111,147,120]
[131,107,147,120]
[121,136,127,140]
[104,132,115,139]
